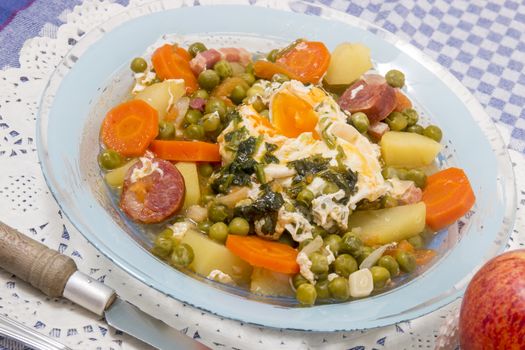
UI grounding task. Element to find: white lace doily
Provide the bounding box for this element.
[1,0,524,349]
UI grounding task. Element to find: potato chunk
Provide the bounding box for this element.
[181,230,252,285]
[324,43,373,86]
[380,131,441,168]
[134,79,185,119]
[174,162,200,209]
[250,267,293,297]
[348,202,426,245]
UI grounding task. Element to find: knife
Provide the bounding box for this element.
[0,222,208,350]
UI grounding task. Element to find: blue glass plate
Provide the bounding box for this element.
[37,1,516,331]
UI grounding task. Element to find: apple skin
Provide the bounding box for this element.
[459,249,525,350]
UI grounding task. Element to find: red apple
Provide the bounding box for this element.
[459,249,525,349]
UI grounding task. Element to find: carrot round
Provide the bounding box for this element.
[150,140,221,162]
[151,44,198,93]
[226,235,299,274]
[276,41,330,84]
[101,99,158,157]
[415,249,437,265]
[253,60,300,81]
[422,167,476,231]
[394,89,413,112]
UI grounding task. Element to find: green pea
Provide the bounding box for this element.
[192,89,209,100]
[245,62,254,74]
[197,220,211,234]
[151,236,173,259]
[381,166,398,180]
[323,182,339,194]
[98,149,123,170]
[200,194,215,205]
[334,254,358,278]
[403,108,419,126]
[381,195,398,208]
[272,73,290,83]
[315,279,331,300]
[230,85,247,104]
[297,189,314,206]
[385,69,405,88]
[205,97,227,117]
[424,125,443,142]
[209,222,229,244]
[229,217,250,236]
[357,246,374,265]
[312,226,328,239]
[340,232,363,257]
[298,238,313,251]
[185,109,202,125]
[170,243,194,267]
[130,57,147,73]
[159,228,174,239]
[407,124,424,134]
[328,277,350,301]
[239,73,255,86]
[184,124,205,140]
[259,109,270,119]
[351,112,370,133]
[201,112,221,132]
[214,60,233,79]
[296,283,317,306]
[324,234,342,256]
[370,266,391,289]
[198,70,220,91]
[251,97,266,112]
[408,234,425,249]
[198,163,214,177]
[396,168,409,180]
[208,203,229,222]
[406,169,427,188]
[292,274,308,289]
[188,42,207,57]
[377,255,400,277]
[386,111,408,131]
[267,49,279,62]
[158,120,175,140]
[309,252,329,275]
[246,85,264,99]
[396,251,417,273]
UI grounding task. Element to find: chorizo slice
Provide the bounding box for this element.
[338,74,396,123]
[120,158,185,224]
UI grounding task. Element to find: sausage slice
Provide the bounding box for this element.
[120,158,185,224]
[338,74,396,123]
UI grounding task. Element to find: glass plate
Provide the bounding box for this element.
[36,0,516,331]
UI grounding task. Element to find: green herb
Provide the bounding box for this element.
[234,185,284,234]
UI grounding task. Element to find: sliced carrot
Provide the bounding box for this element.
[226,235,299,274]
[271,92,318,137]
[151,44,198,93]
[385,239,415,256]
[422,167,475,231]
[394,89,412,112]
[173,46,191,62]
[415,249,437,265]
[101,99,158,157]
[253,60,300,81]
[276,41,330,84]
[212,77,250,98]
[150,140,221,162]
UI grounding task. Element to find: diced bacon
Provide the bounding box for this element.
[190,49,221,75]
[189,97,206,111]
[217,47,252,66]
[399,184,423,205]
[367,122,390,140]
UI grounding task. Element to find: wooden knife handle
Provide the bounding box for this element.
[0,222,77,298]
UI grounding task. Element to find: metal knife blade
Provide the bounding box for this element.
[105,298,207,350]
[0,222,208,350]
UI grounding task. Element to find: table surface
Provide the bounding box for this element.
[0,0,524,349]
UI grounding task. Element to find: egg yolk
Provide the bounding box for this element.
[271,92,318,138]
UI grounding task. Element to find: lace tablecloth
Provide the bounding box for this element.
[1,0,524,349]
